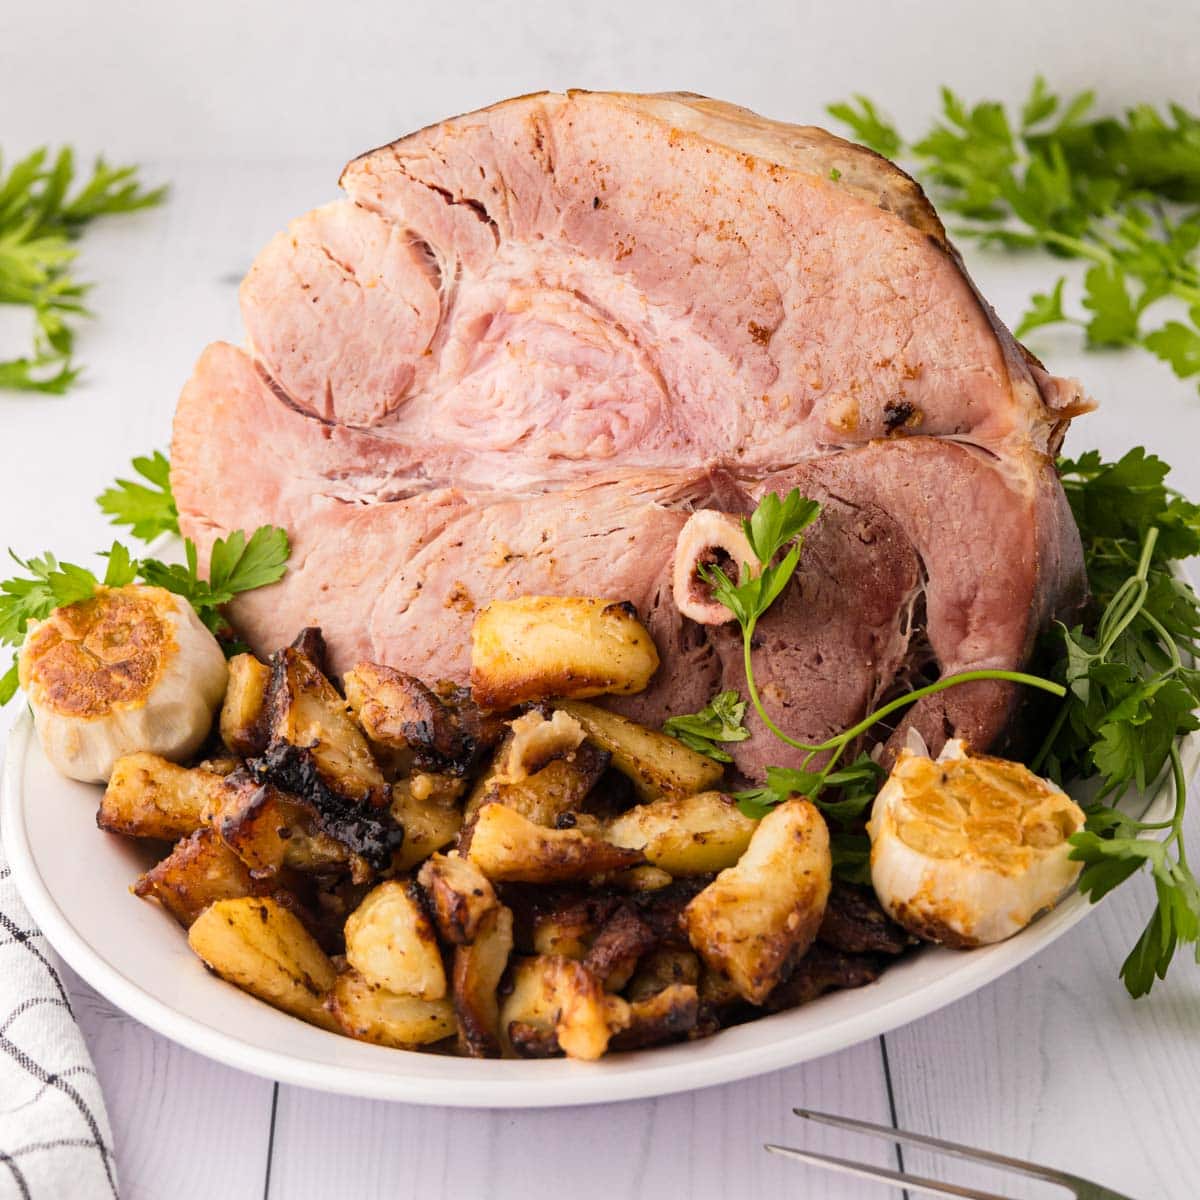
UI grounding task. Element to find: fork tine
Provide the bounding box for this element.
[793,1107,1071,1187]
[764,1144,1007,1200]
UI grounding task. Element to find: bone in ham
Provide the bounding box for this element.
[171,90,1089,779]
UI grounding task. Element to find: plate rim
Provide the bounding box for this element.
[5,699,1196,1109]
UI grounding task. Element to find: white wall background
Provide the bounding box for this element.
[4,0,1200,164]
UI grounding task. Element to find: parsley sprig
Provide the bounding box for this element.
[828,81,1200,391]
[662,690,750,762]
[1029,448,1200,995]
[1,147,166,393]
[0,454,289,703]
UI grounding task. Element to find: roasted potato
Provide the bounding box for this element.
[466,747,609,827]
[266,640,388,807]
[134,827,260,927]
[583,905,657,991]
[470,597,660,710]
[531,904,600,959]
[213,774,351,876]
[556,701,724,802]
[98,753,226,840]
[219,652,271,756]
[465,802,644,884]
[453,904,514,1057]
[626,948,702,1002]
[417,853,498,945]
[345,662,499,776]
[610,983,699,1051]
[605,791,756,875]
[498,955,629,1060]
[187,897,338,1031]
[328,969,456,1048]
[683,799,832,1004]
[389,775,464,872]
[344,880,447,1000]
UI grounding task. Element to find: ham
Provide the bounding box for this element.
[171,90,1088,777]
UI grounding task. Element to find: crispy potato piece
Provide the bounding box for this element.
[187,897,337,1031]
[556,701,724,802]
[466,710,585,818]
[626,948,702,1002]
[531,906,598,959]
[220,652,271,756]
[683,799,832,1004]
[195,756,243,777]
[266,641,387,806]
[453,905,514,1057]
[583,905,657,991]
[417,853,498,945]
[328,969,455,1048]
[345,662,500,776]
[390,776,464,872]
[471,597,659,709]
[498,955,629,1060]
[98,753,226,840]
[466,746,609,827]
[606,791,756,875]
[610,984,699,1051]
[214,774,351,876]
[134,828,261,927]
[344,880,447,999]
[466,802,644,884]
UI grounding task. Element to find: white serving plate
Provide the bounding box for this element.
[4,705,1195,1108]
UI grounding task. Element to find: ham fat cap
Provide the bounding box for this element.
[172,90,1088,778]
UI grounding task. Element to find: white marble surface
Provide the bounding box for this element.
[3,4,1200,1196]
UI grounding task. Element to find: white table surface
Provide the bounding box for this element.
[4,5,1200,1196]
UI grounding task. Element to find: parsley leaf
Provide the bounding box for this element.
[662,690,750,762]
[0,147,165,394]
[97,451,178,541]
[826,80,1200,394]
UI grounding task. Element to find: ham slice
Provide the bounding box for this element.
[172,90,1087,776]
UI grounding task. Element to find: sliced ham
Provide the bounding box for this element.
[172,90,1088,777]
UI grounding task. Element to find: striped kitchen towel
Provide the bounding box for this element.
[0,844,118,1199]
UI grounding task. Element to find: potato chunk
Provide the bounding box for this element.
[328,970,455,1048]
[466,802,644,883]
[344,880,447,1000]
[470,597,659,709]
[556,701,723,802]
[219,652,270,756]
[134,827,260,927]
[683,799,832,1004]
[98,753,226,840]
[187,897,337,1031]
[417,852,498,945]
[389,775,464,872]
[606,791,756,875]
[266,640,387,806]
[453,905,514,1057]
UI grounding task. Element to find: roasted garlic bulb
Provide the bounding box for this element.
[19,585,228,783]
[867,739,1085,947]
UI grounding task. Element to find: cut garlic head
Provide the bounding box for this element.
[19,585,228,783]
[867,739,1085,947]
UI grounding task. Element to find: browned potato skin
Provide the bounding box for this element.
[626,948,701,1003]
[134,827,261,927]
[214,774,351,876]
[470,597,660,710]
[605,791,757,875]
[187,897,338,1032]
[583,905,657,992]
[266,643,388,807]
[390,777,464,872]
[610,983,699,1051]
[328,969,456,1048]
[465,745,609,827]
[98,753,226,840]
[219,653,270,757]
[683,799,832,1004]
[556,701,724,802]
[452,905,514,1057]
[465,802,645,884]
[418,853,498,945]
